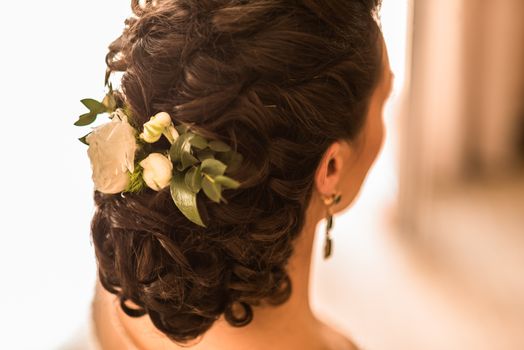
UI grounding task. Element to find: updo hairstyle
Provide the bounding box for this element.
[92,0,383,344]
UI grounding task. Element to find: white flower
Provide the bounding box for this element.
[140,112,179,144]
[86,110,137,194]
[139,153,173,191]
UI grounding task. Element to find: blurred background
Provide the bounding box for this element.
[0,0,523,349]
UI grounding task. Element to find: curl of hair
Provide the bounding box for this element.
[92,0,383,344]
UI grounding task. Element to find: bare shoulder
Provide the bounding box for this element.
[317,320,360,350]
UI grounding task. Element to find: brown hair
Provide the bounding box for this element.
[92,0,383,344]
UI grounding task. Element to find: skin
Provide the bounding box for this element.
[92,38,394,350]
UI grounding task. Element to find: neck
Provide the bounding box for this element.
[251,207,319,325]
[101,195,326,350]
[201,194,325,349]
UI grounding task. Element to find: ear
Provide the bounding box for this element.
[314,141,344,196]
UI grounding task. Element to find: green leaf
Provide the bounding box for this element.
[214,175,241,189]
[208,140,231,152]
[179,151,199,171]
[170,171,206,227]
[81,98,107,114]
[185,166,202,192]
[227,151,243,173]
[104,68,111,87]
[196,149,214,162]
[78,132,92,145]
[175,123,190,134]
[189,134,208,150]
[102,92,117,112]
[200,158,227,176]
[169,133,193,164]
[216,150,243,173]
[74,112,97,126]
[202,176,222,203]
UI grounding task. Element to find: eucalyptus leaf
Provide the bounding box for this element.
[200,158,227,176]
[170,133,193,164]
[202,176,222,203]
[78,132,92,145]
[102,92,117,112]
[81,98,107,114]
[208,140,231,152]
[185,166,202,192]
[227,151,243,173]
[74,112,97,126]
[175,123,190,134]
[180,151,199,170]
[196,149,214,162]
[170,171,206,227]
[104,68,111,87]
[189,134,208,150]
[214,175,241,189]
[215,152,229,166]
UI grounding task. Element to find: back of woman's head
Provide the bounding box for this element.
[92,0,383,344]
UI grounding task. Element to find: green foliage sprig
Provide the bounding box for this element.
[74,83,243,228]
[167,126,243,227]
[75,83,118,145]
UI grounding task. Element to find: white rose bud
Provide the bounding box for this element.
[86,111,137,194]
[140,112,174,143]
[140,153,173,191]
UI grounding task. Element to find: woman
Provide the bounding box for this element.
[84,0,394,348]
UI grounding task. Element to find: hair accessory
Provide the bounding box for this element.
[74,80,244,228]
[322,191,342,259]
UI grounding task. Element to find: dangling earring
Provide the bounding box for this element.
[322,191,342,259]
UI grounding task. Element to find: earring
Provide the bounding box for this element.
[322,191,342,259]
